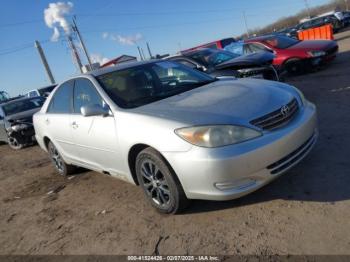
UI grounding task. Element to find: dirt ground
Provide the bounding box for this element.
[1,30,350,256]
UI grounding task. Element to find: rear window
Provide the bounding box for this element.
[2,97,45,116]
[263,36,299,49]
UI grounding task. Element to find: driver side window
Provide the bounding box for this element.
[73,78,104,114]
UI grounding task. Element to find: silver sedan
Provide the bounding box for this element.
[33,60,317,214]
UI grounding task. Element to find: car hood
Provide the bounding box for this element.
[131,79,295,126]
[215,52,275,69]
[5,108,40,123]
[287,40,336,51]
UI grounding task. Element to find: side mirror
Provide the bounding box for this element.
[81,104,110,117]
[196,65,206,72]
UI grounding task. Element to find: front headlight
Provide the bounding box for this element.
[175,125,262,148]
[308,50,326,57]
[11,124,29,132]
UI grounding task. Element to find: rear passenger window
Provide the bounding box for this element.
[47,81,73,114]
[73,78,103,114]
[248,43,269,52]
[174,59,197,69]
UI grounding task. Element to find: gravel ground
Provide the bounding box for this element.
[1,29,350,256]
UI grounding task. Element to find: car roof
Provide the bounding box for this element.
[245,34,280,42]
[88,59,160,77]
[0,96,43,107]
[181,48,218,56]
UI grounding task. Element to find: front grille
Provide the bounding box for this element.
[250,98,299,130]
[267,132,317,175]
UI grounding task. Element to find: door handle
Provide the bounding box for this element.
[71,121,79,129]
[45,118,50,125]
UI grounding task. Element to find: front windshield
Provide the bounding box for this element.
[3,97,45,116]
[187,49,240,67]
[264,36,299,49]
[96,61,215,108]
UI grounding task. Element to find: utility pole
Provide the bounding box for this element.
[34,40,55,84]
[67,35,83,73]
[141,47,146,61]
[242,11,250,38]
[137,46,144,61]
[304,0,311,18]
[146,42,153,59]
[72,16,93,69]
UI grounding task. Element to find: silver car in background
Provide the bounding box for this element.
[33,60,317,214]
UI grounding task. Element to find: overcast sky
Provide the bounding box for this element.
[0,0,330,96]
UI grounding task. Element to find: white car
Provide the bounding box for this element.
[34,60,317,214]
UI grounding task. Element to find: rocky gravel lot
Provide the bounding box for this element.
[1,30,350,255]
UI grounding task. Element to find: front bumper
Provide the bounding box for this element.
[162,101,317,201]
[309,46,338,66]
[8,126,36,145]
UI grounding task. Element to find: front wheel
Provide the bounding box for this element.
[8,135,23,150]
[284,58,304,75]
[48,141,75,176]
[136,148,189,214]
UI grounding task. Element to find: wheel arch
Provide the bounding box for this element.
[282,56,303,66]
[127,144,182,188]
[43,136,51,150]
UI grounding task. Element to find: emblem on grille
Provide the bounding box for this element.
[280,105,290,116]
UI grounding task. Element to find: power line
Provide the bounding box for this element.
[79,16,242,33]
[0,19,43,28]
[0,36,64,56]
[0,1,307,29]
[77,2,305,17]
[0,44,33,56]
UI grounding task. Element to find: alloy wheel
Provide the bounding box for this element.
[140,159,171,207]
[49,144,64,174]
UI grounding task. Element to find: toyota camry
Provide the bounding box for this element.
[33,60,317,214]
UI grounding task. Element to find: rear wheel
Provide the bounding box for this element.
[48,141,75,176]
[135,147,189,214]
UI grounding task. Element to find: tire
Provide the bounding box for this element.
[284,58,303,75]
[48,141,75,176]
[8,136,24,150]
[135,147,190,214]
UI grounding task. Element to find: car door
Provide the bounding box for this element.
[44,80,76,160]
[0,108,8,142]
[70,78,119,171]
